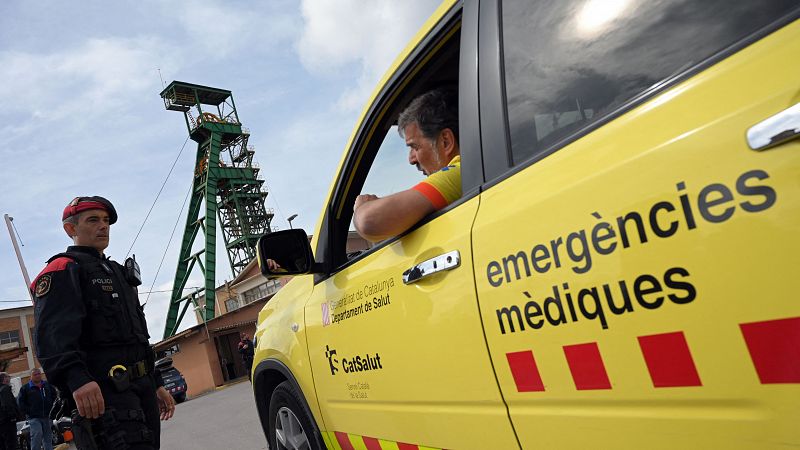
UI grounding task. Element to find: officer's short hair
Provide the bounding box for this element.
[63,213,81,226]
[397,87,459,145]
[0,372,9,383]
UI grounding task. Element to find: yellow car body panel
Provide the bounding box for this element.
[252,275,322,423]
[304,196,519,450]
[472,18,800,449]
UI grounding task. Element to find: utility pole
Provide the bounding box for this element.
[4,214,34,303]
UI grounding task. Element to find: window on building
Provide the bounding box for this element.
[164,345,180,356]
[268,279,282,295]
[225,298,240,312]
[0,330,20,345]
[242,279,282,306]
[242,284,265,305]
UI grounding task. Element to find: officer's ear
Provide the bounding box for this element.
[63,221,76,238]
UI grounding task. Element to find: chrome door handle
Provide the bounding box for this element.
[747,102,800,151]
[402,250,461,285]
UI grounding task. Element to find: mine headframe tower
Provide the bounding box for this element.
[159,81,273,339]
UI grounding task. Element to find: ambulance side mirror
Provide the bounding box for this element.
[257,229,318,278]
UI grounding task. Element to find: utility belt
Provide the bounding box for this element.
[108,359,150,393]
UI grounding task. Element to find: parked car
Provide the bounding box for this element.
[156,357,188,403]
[252,1,800,449]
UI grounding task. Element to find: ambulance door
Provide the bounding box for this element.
[473,1,800,448]
[303,7,518,450]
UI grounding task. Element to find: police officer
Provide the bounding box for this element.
[31,196,175,449]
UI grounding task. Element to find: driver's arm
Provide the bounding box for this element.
[353,189,436,242]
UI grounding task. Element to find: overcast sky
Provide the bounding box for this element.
[0,0,441,340]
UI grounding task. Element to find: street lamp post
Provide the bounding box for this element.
[287,214,298,229]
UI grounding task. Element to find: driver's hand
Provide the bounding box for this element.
[354,194,379,211]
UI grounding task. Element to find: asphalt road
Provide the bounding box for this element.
[160,380,268,449]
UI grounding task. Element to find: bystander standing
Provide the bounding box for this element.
[18,368,57,450]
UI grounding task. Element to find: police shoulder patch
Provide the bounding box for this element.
[34,274,52,297]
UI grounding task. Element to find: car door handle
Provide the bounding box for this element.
[747,102,800,151]
[402,250,461,285]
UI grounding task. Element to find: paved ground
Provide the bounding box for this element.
[161,380,268,449]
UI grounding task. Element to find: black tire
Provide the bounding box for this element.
[267,381,324,450]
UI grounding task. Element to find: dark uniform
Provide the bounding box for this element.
[32,197,163,450]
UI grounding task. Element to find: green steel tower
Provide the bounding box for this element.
[159,81,273,339]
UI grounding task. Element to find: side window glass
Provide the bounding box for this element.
[319,17,462,271]
[501,0,799,165]
[359,126,426,207]
[344,127,425,258]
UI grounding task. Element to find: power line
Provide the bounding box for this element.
[143,179,194,308]
[254,152,287,228]
[10,217,24,246]
[156,68,165,89]
[126,135,191,259]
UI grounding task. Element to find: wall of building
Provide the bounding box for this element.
[346,232,371,253]
[155,296,266,397]
[164,329,219,398]
[0,306,39,382]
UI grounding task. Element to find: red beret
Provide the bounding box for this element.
[62,196,117,224]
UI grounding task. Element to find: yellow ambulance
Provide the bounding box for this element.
[252,1,800,449]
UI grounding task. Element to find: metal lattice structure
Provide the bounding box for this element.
[159,81,273,338]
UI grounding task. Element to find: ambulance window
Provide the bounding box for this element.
[501,0,800,166]
[321,17,463,271]
[345,126,426,254]
[359,126,426,209]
